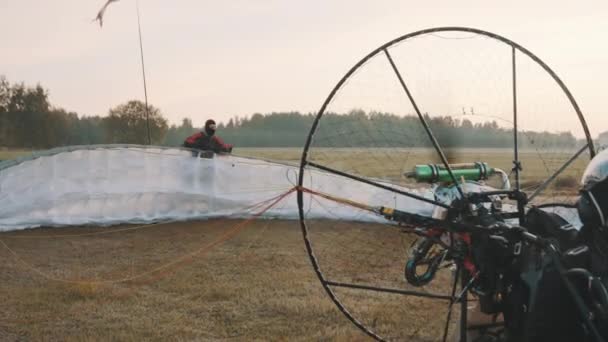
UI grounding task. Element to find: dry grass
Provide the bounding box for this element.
[3,147,588,196]
[0,149,34,161]
[237,147,587,179]
[0,219,461,341]
[2,147,576,340]
[236,147,587,198]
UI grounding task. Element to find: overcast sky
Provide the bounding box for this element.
[1,0,607,136]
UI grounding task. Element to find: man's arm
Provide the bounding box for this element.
[212,136,233,153]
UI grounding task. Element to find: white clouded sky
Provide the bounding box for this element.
[1,0,607,136]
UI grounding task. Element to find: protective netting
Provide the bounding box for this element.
[300,29,593,340]
[0,145,436,231]
[307,31,592,205]
[308,219,461,340]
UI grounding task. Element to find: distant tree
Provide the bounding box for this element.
[0,76,107,148]
[598,131,608,150]
[103,100,168,144]
[0,76,9,112]
[0,74,585,151]
[181,117,193,130]
[0,79,52,148]
[461,119,473,129]
[248,113,264,128]
[162,117,199,146]
[75,116,105,145]
[0,77,9,146]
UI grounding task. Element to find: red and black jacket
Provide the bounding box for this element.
[183,132,233,153]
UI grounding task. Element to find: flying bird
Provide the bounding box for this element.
[94,0,120,27]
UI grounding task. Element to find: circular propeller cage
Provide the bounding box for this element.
[297,27,595,341]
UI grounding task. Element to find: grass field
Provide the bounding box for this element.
[0,219,459,341]
[0,149,35,161]
[2,146,586,200]
[0,146,585,340]
[2,146,589,189]
[234,147,587,197]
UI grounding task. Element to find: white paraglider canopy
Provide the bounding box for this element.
[0,145,438,231]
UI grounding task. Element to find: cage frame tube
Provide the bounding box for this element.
[297,26,596,342]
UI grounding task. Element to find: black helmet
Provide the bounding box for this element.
[577,149,608,231]
[204,119,217,136]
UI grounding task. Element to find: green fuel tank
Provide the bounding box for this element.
[406,162,494,183]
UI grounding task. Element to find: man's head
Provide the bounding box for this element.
[204,119,217,136]
[578,149,608,234]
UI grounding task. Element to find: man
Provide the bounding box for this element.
[523,149,608,341]
[183,119,233,154]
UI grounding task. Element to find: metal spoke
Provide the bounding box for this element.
[324,280,454,301]
[527,144,589,202]
[306,161,449,208]
[383,48,465,199]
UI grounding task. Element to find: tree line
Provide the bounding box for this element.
[0,76,591,150]
[198,110,583,149]
[0,76,167,149]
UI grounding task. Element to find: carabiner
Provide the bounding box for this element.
[405,237,446,287]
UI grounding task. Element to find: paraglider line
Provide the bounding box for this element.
[136,0,152,145]
[0,187,297,286]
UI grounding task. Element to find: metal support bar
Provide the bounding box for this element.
[511,47,526,225]
[528,144,589,202]
[512,46,520,191]
[383,48,465,199]
[306,161,449,208]
[442,263,462,342]
[324,280,454,301]
[460,269,469,342]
